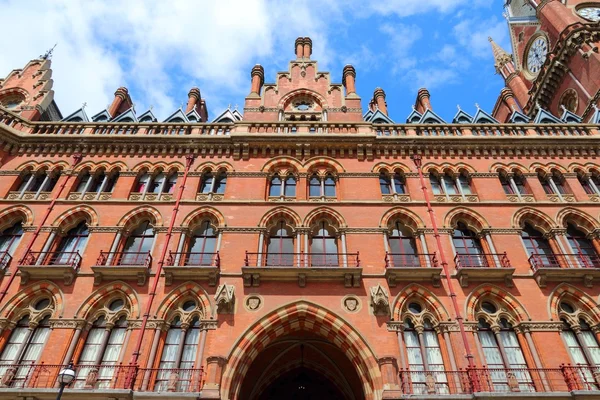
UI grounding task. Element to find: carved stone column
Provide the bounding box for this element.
[379,356,402,396]
[201,356,227,398]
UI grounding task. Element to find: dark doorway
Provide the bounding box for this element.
[257,367,347,400]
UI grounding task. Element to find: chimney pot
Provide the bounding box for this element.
[303,37,313,59]
[373,87,388,116]
[342,65,357,95]
[186,87,201,113]
[250,64,265,95]
[415,88,432,113]
[108,87,132,117]
[295,37,304,59]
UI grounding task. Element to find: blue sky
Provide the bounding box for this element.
[0,0,509,122]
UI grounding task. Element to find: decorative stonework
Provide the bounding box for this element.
[342,295,361,313]
[370,284,390,316]
[244,295,263,312]
[215,283,235,314]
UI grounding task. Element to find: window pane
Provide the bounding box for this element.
[269,176,281,196]
[379,175,391,194]
[214,175,227,194]
[200,174,213,193]
[309,177,321,197]
[284,176,296,197]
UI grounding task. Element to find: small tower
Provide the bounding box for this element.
[489,37,529,110]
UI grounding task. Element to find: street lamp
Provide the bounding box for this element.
[56,362,76,400]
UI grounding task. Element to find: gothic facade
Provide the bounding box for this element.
[0,1,600,399]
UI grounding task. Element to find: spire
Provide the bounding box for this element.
[488,37,512,73]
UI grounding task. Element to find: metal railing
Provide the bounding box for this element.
[0,363,203,392]
[96,251,152,267]
[0,251,12,270]
[528,253,600,271]
[165,251,220,268]
[454,252,511,269]
[244,252,360,268]
[19,251,81,269]
[384,252,438,268]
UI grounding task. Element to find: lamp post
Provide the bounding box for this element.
[56,362,76,400]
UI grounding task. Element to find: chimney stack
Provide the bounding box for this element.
[250,64,265,95]
[373,87,388,116]
[303,37,312,59]
[294,37,312,59]
[295,37,304,59]
[342,65,356,96]
[415,88,432,114]
[186,87,201,113]
[108,87,132,117]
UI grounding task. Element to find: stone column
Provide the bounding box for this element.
[379,356,401,394]
[142,323,166,390]
[202,356,227,398]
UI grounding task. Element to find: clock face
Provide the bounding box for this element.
[526,36,548,76]
[578,7,600,22]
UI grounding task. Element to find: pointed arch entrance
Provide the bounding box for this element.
[221,301,382,400]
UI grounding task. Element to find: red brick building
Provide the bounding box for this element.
[0,1,600,399]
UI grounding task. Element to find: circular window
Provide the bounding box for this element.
[182,300,196,312]
[408,302,422,314]
[34,298,50,310]
[560,302,575,313]
[108,299,125,311]
[1,94,25,110]
[481,301,497,314]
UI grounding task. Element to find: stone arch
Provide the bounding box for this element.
[465,284,530,323]
[303,207,346,229]
[75,281,140,320]
[181,207,226,230]
[52,205,99,232]
[0,205,34,231]
[391,283,450,322]
[512,207,556,233]
[371,162,411,174]
[0,280,64,320]
[195,161,234,173]
[117,206,163,230]
[303,156,346,174]
[132,161,184,173]
[548,283,600,323]
[444,207,489,232]
[277,88,329,110]
[0,87,30,104]
[155,281,214,320]
[15,160,69,173]
[258,207,302,229]
[380,207,425,233]
[556,208,599,234]
[221,301,382,400]
[261,156,303,174]
[74,161,128,173]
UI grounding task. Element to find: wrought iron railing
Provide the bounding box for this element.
[135,367,204,392]
[165,251,220,268]
[384,252,438,268]
[454,252,511,269]
[19,251,81,269]
[244,252,360,268]
[528,253,600,271]
[96,251,152,267]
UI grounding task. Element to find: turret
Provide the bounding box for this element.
[489,37,529,109]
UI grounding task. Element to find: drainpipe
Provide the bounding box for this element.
[0,153,82,305]
[411,154,479,391]
[126,154,195,385]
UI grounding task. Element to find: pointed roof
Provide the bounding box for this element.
[364,109,394,124]
[211,108,243,123]
[560,107,582,123]
[488,37,513,72]
[419,109,446,124]
[405,108,422,123]
[137,109,157,123]
[62,107,89,122]
[508,109,530,123]
[472,108,498,124]
[589,105,600,124]
[163,108,188,123]
[112,107,138,123]
[452,108,473,124]
[363,109,374,121]
[533,107,562,124]
[186,109,202,122]
[91,109,111,122]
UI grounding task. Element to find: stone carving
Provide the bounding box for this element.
[214,283,235,314]
[370,284,390,316]
[343,296,360,313]
[245,296,262,311]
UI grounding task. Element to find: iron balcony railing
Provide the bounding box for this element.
[19,251,81,269]
[96,251,152,268]
[528,253,600,271]
[399,365,600,395]
[0,251,12,270]
[454,252,511,269]
[0,363,203,392]
[165,251,220,268]
[244,252,360,268]
[384,252,438,268]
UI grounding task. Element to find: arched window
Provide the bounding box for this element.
[269,174,296,198]
[53,221,89,265]
[76,170,93,192]
[308,174,321,197]
[457,173,472,195]
[75,314,128,389]
[379,172,406,195]
[308,174,337,198]
[578,171,600,195]
[269,174,282,197]
[393,173,407,194]
[0,221,23,256]
[429,173,443,195]
[521,223,555,268]
[324,174,336,197]
[310,221,338,266]
[538,170,569,195]
[187,221,217,266]
[199,172,213,194]
[213,172,227,194]
[387,222,419,267]
[513,172,528,194]
[559,301,600,380]
[266,221,294,266]
[566,224,599,268]
[164,172,178,194]
[134,172,151,193]
[17,169,60,198]
[442,173,458,195]
[284,175,296,197]
[452,222,486,267]
[379,172,392,195]
[199,171,227,194]
[0,314,51,386]
[121,221,155,265]
[80,169,118,194]
[149,172,166,194]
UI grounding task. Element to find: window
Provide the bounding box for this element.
[430,172,460,195]
[213,172,227,194]
[443,174,458,195]
[164,173,178,194]
[388,222,419,267]
[187,221,217,266]
[121,221,155,265]
[200,173,213,194]
[0,222,23,256]
[309,175,321,197]
[578,172,600,195]
[457,174,472,195]
[134,172,151,193]
[199,171,227,194]
[134,171,176,195]
[308,174,336,198]
[269,174,296,198]
[538,170,568,195]
[74,316,127,389]
[499,173,514,195]
[452,222,486,267]
[429,173,443,195]
[17,170,60,196]
[379,173,392,195]
[566,224,599,268]
[266,221,294,266]
[379,172,406,195]
[53,222,89,264]
[513,173,528,195]
[310,221,338,266]
[521,223,555,268]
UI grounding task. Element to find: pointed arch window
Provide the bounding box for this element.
[388,222,419,267]
[521,223,555,268]
[213,172,227,194]
[578,171,600,195]
[199,171,227,195]
[269,174,296,198]
[309,174,321,197]
[310,221,338,266]
[380,172,406,195]
[199,172,214,194]
[538,170,569,196]
[566,224,600,268]
[121,221,155,265]
[452,222,486,267]
[308,173,336,198]
[77,169,119,195]
[266,221,294,266]
[16,169,60,199]
[53,221,89,265]
[187,221,217,266]
[0,221,23,257]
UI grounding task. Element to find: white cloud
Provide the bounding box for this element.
[368,0,469,17]
[403,68,459,91]
[453,16,508,58]
[380,24,422,73]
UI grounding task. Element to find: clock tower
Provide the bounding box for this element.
[493,0,600,122]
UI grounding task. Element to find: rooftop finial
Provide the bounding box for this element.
[475,103,480,109]
[560,104,567,112]
[81,102,87,110]
[457,104,461,111]
[40,43,57,60]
